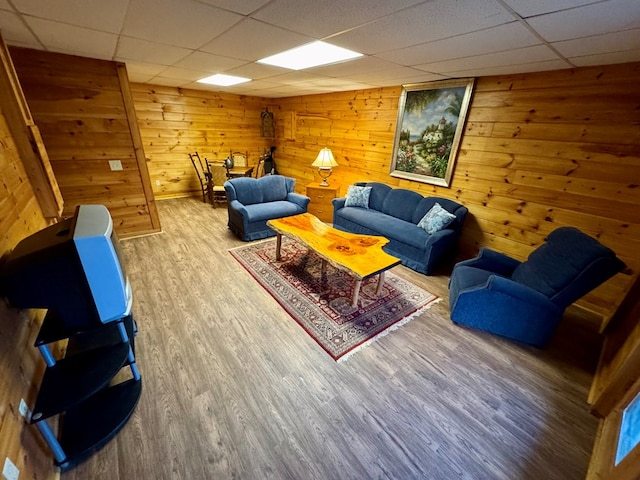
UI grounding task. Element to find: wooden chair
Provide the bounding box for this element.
[208,162,228,207]
[188,152,212,203]
[231,151,248,167]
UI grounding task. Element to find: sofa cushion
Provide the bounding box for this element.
[355,182,391,211]
[382,188,424,222]
[244,200,303,222]
[231,177,264,205]
[336,207,428,249]
[417,203,457,234]
[345,185,372,208]
[261,175,289,203]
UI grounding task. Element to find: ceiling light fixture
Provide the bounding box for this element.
[257,41,363,70]
[197,74,251,86]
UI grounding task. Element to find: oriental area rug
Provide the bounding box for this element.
[229,237,439,362]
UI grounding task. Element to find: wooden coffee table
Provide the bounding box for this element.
[267,213,401,307]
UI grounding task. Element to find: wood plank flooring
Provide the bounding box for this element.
[62,197,602,480]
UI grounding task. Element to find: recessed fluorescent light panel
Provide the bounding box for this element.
[257,41,363,70]
[197,74,251,86]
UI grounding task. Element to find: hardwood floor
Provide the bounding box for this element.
[62,197,601,480]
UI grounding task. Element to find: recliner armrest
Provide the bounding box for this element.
[454,248,521,277]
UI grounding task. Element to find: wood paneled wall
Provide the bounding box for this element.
[131,84,274,198]
[0,107,55,479]
[9,47,160,238]
[274,63,640,326]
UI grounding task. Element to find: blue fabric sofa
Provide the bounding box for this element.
[224,175,310,241]
[332,182,468,274]
[448,227,626,348]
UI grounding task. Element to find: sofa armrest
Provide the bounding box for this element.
[332,197,346,210]
[287,192,310,210]
[228,199,248,216]
[454,248,521,277]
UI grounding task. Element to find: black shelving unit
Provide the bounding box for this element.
[29,312,142,472]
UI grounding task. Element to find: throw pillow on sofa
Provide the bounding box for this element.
[418,203,457,234]
[344,185,372,208]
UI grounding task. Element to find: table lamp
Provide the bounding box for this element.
[312,148,338,186]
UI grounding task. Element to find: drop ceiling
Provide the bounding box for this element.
[1,0,639,98]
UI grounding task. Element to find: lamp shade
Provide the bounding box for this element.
[312,148,338,168]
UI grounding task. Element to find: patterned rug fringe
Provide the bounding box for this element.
[337,298,441,363]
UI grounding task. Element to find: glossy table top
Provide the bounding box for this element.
[267,213,400,279]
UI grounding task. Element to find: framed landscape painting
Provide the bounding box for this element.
[390,78,475,187]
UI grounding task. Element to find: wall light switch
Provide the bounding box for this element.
[2,457,19,480]
[109,160,123,171]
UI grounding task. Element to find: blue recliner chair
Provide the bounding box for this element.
[224,175,310,241]
[448,227,626,348]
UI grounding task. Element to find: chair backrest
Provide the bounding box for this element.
[188,152,210,182]
[231,151,248,167]
[510,227,626,308]
[209,163,227,187]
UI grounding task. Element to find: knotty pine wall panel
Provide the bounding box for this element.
[9,47,160,238]
[275,63,640,326]
[0,108,56,480]
[130,84,273,199]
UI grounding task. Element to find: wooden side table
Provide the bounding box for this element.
[306,183,339,223]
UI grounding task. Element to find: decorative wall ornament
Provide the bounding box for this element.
[260,108,274,137]
[390,78,475,188]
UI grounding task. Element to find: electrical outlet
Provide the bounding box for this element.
[155,180,160,186]
[18,399,30,421]
[2,457,19,480]
[108,160,123,171]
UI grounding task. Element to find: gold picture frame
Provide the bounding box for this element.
[389,78,475,187]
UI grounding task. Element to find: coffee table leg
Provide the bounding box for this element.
[351,279,362,307]
[376,271,385,296]
[321,259,327,274]
[275,233,282,261]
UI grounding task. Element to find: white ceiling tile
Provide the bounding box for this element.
[330,0,516,55]
[171,51,246,72]
[200,18,314,62]
[569,48,640,66]
[196,0,272,16]
[376,22,540,66]
[252,0,425,38]
[157,66,210,81]
[115,37,191,65]
[444,59,571,77]
[501,0,602,18]
[346,65,440,82]
[122,0,242,49]
[553,29,640,57]
[123,61,168,78]
[0,10,41,46]
[224,62,290,80]
[11,0,129,33]
[306,56,401,78]
[25,17,117,59]
[415,45,564,73]
[526,0,640,42]
[127,70,156,83]
[147,76,190,87]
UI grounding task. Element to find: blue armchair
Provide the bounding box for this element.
[224,175,310,241]
[448,227,626,348]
